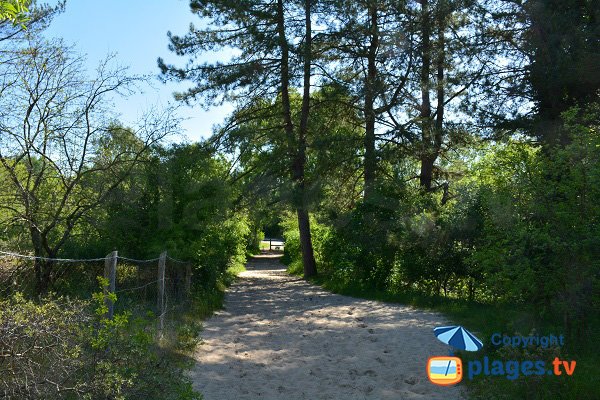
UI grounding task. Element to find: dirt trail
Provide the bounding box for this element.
[189,255,465,399]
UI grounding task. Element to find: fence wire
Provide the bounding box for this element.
[0,250,195,399]
[0,250,194,333]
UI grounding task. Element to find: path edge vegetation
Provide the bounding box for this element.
[0,4,250,397]
[282,220,599,400]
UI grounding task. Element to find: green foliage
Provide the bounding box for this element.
[470,105,600,331]
[0,284,201,400]
[286,104,600,333]
[191,215,249,289]
[1,124,247,399]
[64,143,250,292]
[281,104,600,399]
[282,183,475,297]
[0,0,29,25]
[86,284,201,400]
[281,211,330,275]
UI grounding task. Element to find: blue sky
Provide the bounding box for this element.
[43,0,234,143]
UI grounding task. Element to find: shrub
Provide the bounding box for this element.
[0,283,201,400]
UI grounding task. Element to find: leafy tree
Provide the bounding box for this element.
[470,104,600,331]
[393,0,488,194]
[221,85,363,219]
[0,39,177,292]
[69,141,251,289]
[526,0,600,144]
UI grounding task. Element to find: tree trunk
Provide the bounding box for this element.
[297,207,316,278]
[419,0,433,191]
[30,224,51,294]
[277,0,317,278]
[419,155,435,191]
[363,2,379,204]
[435,7,445,156]
[34,258,54,294]
[297,0,317,278]
[419,0,446,192]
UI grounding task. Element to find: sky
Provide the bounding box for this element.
[43,0,235,143]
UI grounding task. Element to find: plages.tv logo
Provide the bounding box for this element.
[427,327,576,386]
[427,325,483,386]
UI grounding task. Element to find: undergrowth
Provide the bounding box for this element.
[286,263,600,400]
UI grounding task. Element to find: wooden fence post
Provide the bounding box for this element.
[157,251,167,333]
[104,250,117,319]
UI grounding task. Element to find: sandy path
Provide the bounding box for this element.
[190,255,465,400]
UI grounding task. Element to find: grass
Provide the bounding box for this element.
[160,261,247,360]
[225,263,247,281]
[285,261,600,400]
[259,240,285,251]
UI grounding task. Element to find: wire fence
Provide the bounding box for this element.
[0,249,194,334]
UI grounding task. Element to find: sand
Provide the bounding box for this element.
[189,254,466,400]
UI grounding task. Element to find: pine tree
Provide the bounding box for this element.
[159,0,318,277]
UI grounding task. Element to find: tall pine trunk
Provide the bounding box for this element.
[419,0,433,191]
[277,0,317,278]
[419,0,445,192]
[297,0,317,278]
[363,2,379,204]
[434,6,445,183]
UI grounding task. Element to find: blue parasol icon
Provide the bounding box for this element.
[434,326,483,352]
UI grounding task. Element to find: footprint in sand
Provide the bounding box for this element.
[189,254,464,400]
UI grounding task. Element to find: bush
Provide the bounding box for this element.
[470,105,600,324]
[290,187,474,296]
[281,211,331,275]
[0,283,201,400]
[0,293,90,399]
[191,215,249,289]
